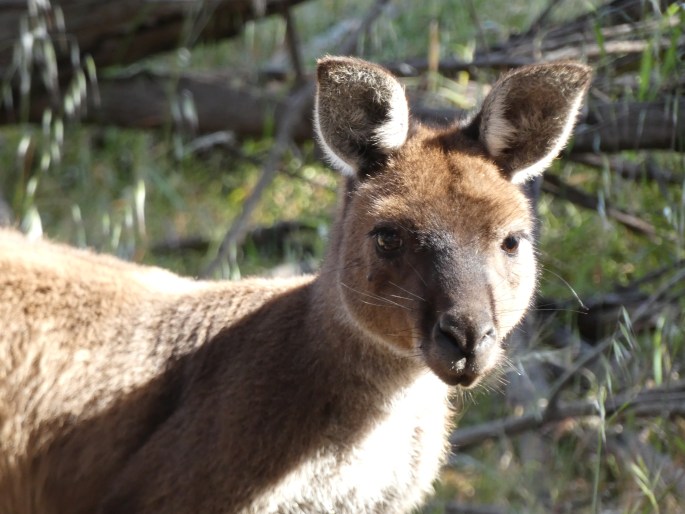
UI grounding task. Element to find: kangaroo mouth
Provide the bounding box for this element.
[428,356,482,387]
[445,357,480,387]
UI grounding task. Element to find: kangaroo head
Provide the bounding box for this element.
[315,57,591,387]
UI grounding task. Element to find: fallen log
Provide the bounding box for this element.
[2,69,682,154]
[0,0,309,75]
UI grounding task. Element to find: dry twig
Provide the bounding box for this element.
[201,0,391,277]
[450,380,685,451]
[201,82,313,277]
[541,174,659,239]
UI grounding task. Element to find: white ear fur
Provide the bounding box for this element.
[479,89,515,158]
[475,62,592,184]
[313,80,409,176]
[313,101,356,177]
[506,91,585,184]
[373,80,409,151]
[313,57,410,176]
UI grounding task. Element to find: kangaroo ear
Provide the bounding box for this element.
[465,62,592,184]
[314,56,409,177]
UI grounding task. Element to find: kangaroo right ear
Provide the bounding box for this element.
[314,56,409,177]
[464,62,592,184]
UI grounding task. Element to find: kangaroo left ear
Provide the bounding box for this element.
[314,56,409,177]
[464,62,593,184]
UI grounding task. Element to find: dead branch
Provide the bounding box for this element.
[573,100,685,153]
[3,68,681,155]
[281,3,305,85]
[201,0,391,277]
[385,35,683,77]
[2,0,683,154]
[0,67,316,138]
[201,81,314,277]
[443,503,508,514]
[0,0,310,75]
[554,265,685,407]
[383,0,682,78]
[519,0,565,39]
[450,380,685,451]
[150,221,316,257]
[541,174,659,239]
[521,0,677,41]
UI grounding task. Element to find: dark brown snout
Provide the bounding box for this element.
[425,310,498,387]
[437,312,496,357]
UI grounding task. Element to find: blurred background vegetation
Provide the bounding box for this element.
[1,0,684,512]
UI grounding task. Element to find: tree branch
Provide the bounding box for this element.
[450,380,685,451]
[281,1,305,85]
[201,81,314,277]
[200,0,391,277]
[541,174,659,239]
[0,0,310,75]
[3,69,681,154]
[573,99,685,153]
[443,503,508,514]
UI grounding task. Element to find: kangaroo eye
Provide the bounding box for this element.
[375,229,404,255]
[501,235,520,255]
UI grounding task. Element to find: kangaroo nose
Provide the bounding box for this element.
[437,312,496,356]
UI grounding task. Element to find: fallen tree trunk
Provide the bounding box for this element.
[574,99,685,153]
[0,0,308,74]
[4,69,681,153]
[1,1,682,154]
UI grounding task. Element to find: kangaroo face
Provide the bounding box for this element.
[315,57,591,387]
[334,134,536,386]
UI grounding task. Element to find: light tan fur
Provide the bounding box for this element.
[0,57,591,514]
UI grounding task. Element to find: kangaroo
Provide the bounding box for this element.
[0,57,591,514]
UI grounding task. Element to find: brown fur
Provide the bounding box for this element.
[0,57,591,513]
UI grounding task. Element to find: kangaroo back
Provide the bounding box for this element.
[0,57,591,514]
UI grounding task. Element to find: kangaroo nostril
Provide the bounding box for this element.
[436,326,469,359]
[437,314,496,355]
[478,326,496,349]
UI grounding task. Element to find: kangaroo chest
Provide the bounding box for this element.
[243,373,452,514]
